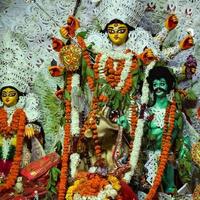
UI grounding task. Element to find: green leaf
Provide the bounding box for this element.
[52,167,60,182]
[174,92,182,110]
[98,102,106,107]
[137,59,143,67]
[77,31,87,39]
[47,181,51,190]
[50,186,57,194]
[60,116,66,127]
[86,67,94,78]
[87,43,94,50]
[64,91,71,100]
[186,89,197,102]
[82,57,87,70]
[53,167,61,174]
[96,78,107,84]
[113,101,119,110]
[55,141,62,156]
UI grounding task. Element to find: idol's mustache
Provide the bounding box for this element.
[154,87,167,93]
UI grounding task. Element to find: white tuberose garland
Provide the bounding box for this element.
[124,61,155,182]
[70,153,81,179]
[71,73,80,137]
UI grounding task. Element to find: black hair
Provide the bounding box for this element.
[103,19,134,33]
[0,86,24,102]
[147,66,176,93]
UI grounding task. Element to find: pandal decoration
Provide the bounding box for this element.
[0,108,26,192]
[59,44,82,72]
[145,100,176,200]
[66,172,121,200]
[193,184,200,200]
[191,142,200,167]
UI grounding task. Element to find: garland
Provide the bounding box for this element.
[77,36,95,92]
[94,51,138,95]
[89,98,102,160]
[104,57,124,88]
[66,172,121,200]
[124,61,155,182]
[58,73,72,200]
[145,100,176,200]
[127,104,138,162]
[0,108,26,192]
[71,74,80,137]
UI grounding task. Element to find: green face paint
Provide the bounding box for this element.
[153,78,168,98]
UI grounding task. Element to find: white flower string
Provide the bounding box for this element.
[124,61,155,182]
[71,73,80,137]
[70,153,81,179]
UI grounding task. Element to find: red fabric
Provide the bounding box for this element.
[0,171,49,199]
[20,152,60,180]
[0,160,12,176]
[120,181,138,200]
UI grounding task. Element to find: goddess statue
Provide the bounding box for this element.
[0,32,44,193]
[48,0,198,199]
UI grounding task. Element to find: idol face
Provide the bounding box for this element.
[152,78,168,98]
[1,87,19,107]
[107,23,128,46]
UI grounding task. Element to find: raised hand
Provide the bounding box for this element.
[179,35,194,50]
[165,15,178,31]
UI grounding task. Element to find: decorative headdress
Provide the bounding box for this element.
[0,31,34,93]
[94,0,148,30]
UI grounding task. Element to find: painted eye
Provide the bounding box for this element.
[2,93,7,97]
[9,92,17,97]
[108,30,115,34]
[118,29,126,33]
[153,83,157,87]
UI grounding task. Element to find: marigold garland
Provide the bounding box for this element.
[93,53,102,80]
[58,73,72,200]
[93,51,138,96]
[104,57,124,88]
[66,172,121,199]
[128,104,138,162]
[145,100,176,200]
[0,108,26,192]
[120,56,138,96]
[90,98,102,160]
